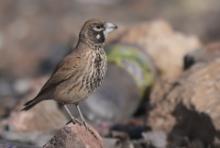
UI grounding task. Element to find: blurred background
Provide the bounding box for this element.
[1,0,220,147]
[1,0,220,76]
[1,0,220,77]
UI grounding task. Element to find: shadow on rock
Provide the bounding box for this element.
[168,103,216,147]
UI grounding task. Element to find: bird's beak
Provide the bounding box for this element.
[104,22,117,37]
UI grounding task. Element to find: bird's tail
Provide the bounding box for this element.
[21,97,42,111]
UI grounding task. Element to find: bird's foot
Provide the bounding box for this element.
[82,121,89,130]
[66,118,82,125]
[82,121,100,140]
[67,119,99,140]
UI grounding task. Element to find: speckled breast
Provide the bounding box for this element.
[85,47,107,93]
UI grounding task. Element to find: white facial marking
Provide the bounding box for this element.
[96,34,101,39]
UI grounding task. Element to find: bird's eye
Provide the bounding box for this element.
[96,25,101,29]
[93,25,103,31]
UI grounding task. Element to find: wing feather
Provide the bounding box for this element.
[37,53,81,97]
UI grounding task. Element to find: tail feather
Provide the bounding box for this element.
[21,97,41,111]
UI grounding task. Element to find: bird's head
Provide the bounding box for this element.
[79,19,117,46]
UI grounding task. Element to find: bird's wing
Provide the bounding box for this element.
[37,53,81,96]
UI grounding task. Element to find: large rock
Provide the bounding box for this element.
[3,76,67,132]
[148,58,220,146]
[0,100,67,146]
[8,100,67,132]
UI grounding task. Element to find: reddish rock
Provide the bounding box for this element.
[43,123,103,148]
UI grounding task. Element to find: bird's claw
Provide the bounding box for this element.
[66,118,82,125]
[82,121,89,130]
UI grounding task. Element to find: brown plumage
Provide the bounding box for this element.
[22,19,117,125]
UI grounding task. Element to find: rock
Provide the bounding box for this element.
[110,20,201,80]
[7,100,67,132]
[184,41,220,70]
[110,123,148,140]
[104,132,134,148]
[142,131,167,148]
[0,130,53,147]
[0,99,67,146]
[0,139,40,148]
[103,138,120,148]
[13,78,31,95]
[43,123,103,148]
[148,58,220,146]
[1,76,67,133]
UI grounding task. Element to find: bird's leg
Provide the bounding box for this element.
[76,104,88,130]
[75,104,100,139]
[64,104,81,125]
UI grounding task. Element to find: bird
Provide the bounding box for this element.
[22,19,117,127]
